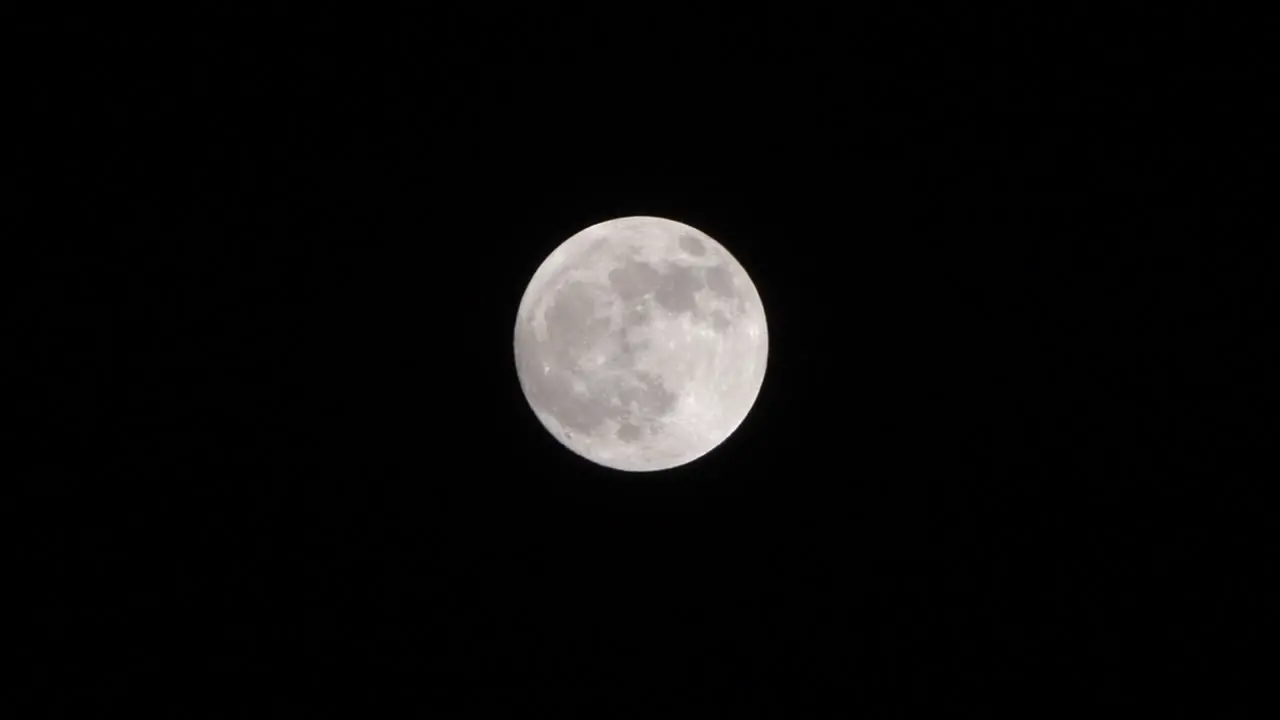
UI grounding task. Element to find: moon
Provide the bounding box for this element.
[513,215,769,472]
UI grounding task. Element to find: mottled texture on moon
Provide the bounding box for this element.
[514,216,768,471]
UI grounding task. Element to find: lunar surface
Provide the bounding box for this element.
[513,215,768,471]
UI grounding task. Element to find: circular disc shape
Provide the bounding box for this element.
[514,215,768,472]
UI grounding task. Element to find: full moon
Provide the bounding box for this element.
[513,215,769,472]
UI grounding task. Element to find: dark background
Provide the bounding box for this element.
[12,8,1273,715]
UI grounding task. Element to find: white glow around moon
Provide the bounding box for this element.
[513,215,768,472]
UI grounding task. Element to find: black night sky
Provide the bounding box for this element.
[14,8,1271,715]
